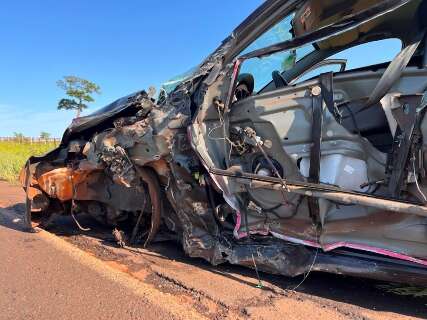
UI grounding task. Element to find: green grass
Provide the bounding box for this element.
[0,141,58,183]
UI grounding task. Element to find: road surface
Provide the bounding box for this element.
[0,191,204,319]
[0,181,426,319]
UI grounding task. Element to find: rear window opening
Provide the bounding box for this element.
[294,38,403,84]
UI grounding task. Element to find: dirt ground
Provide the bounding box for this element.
[1,181,426,320]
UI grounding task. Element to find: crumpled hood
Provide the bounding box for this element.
[61,91,149,143]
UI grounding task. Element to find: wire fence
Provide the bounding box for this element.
[0,137,61,144]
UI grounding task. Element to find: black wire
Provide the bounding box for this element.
[341,103,362,137]
[339,104,387,196]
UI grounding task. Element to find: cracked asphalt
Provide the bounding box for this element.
[1,181,426,320]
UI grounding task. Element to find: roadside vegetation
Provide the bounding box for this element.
[0,76,100,184]
[0,140,58,183]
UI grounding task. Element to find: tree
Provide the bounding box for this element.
[13,132,24,143]
[40,131,51,142]
[57,76,101,118]
[281,49,297,71]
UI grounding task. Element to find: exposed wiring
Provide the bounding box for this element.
[255,145,290,201]
[251,251,264,289]
[291,246,319,292]
[256,141,289,192]
[291,227,319,292]
[207,105,238,162]
[243,198,264,289]
[341,103,362,137]
[241,127,298,217]
[338,103,382,193]
[412,156,427,202]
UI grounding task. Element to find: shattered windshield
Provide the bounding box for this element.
[160,66,198,96]
[239,13,315,92]
[241,15,295,54]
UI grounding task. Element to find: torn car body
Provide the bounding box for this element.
[22,0,427,284]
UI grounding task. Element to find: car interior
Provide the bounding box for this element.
[201,0,427,259]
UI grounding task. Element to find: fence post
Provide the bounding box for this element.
[0,136,60,143]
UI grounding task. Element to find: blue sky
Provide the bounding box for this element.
[1,1,402,138]
[0,0,262,137]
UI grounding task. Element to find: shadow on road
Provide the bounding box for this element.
[0,203,27,232]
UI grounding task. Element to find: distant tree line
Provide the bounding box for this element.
[0,132,59,144]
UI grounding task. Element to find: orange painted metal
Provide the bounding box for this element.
[37,168,93,201]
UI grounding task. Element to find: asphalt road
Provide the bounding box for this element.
[0,184,204,320]
[1,181,426,320]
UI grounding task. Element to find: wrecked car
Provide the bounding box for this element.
[22,0,427,285]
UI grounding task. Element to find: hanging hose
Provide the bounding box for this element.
[70,171,90,232]
[70,210,91,232]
